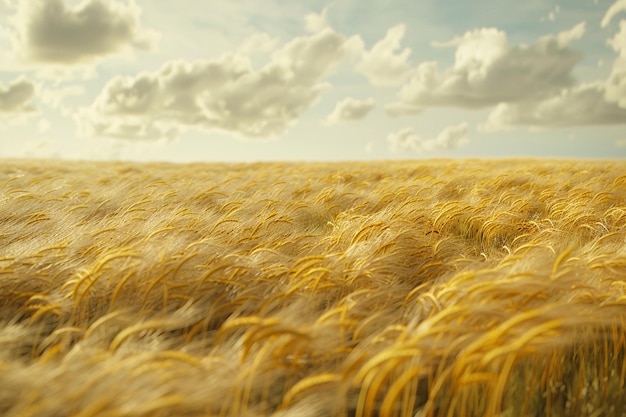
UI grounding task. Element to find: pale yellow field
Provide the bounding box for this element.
[0,159,625,417]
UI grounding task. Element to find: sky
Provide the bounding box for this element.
[1,0,626,162]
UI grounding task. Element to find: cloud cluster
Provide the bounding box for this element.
[0,78,35,112]
[325,97,375,125]
[387,24,585,115]
[4,1,625,150]
[76,7,418,141]
[387,123,468,153]
[382,5,626,134]
[10,0,158,64]
[80,28,358,140]
[482,1,626,131]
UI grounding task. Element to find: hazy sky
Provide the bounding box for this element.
[1,0,626,162]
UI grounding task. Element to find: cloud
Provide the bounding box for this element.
[481,83,626,131]
[480,17,626,131]
[356,24,412,86]
[325,97,375,125]
[606,60,626,108]
[605,21,626,108]
[9,0,158,64]
[602,0,626,28]
[387,24,585,115]
[607,21,626,57]
[0,77,36,112]
[387,123,469,153]
[305,7,329,33]
[80,28,356,140]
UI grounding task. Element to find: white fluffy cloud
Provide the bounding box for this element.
[386,24,585,115]
[482,5,626,131]
[0,77,35,112]
[9,0,158,64]
[305,7,329,34]
[325,97,375,125]
[80,28,357,140]
[387,123,468,153]
[605,21,626,108]
[602,0,626,27]
[355,24,412,86]
[482,83,626,131]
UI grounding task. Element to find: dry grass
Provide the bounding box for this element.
[0,158,625,417]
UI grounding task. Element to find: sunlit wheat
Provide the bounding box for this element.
[0,158,624,416]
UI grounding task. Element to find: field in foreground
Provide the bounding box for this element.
[0,158,625,417]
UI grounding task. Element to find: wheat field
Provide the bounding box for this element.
[0,158,625,417]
